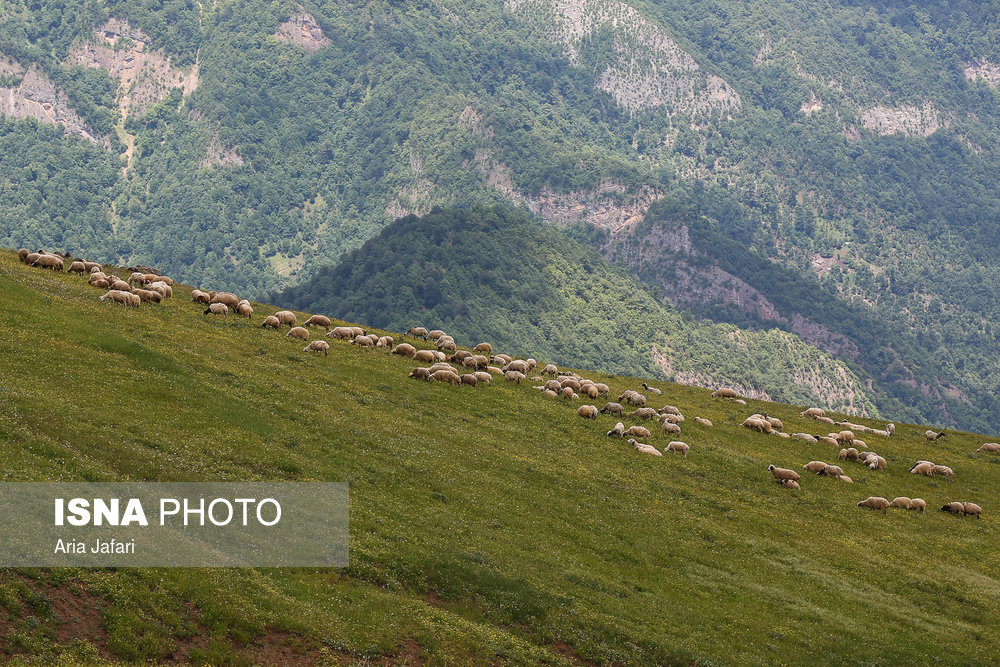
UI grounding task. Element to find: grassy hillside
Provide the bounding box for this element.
[2,248,1000,663]
[276,205,878,415]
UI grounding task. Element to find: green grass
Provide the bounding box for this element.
[1,248,999,664]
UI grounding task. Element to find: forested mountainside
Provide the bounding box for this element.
[277,206,879,415]
[3,0,1000,428]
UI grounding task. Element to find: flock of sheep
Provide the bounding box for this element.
[16,248,994,521]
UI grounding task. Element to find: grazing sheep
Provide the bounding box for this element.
[941,502,965,515]
[287,327,309,340]
[599,402,624,416]
[791,433,817,442]
[694,417,713,427]
[868,455,887,470]
[430,370,460,386]
[560,387,576,399]
[504,360,530,374]
[800,407,825,417]
[486,366,504,375]
[352,335,375,349]
[110,280,131,292]
[133,288,162,304]
[925,430,947,443]
[409,367,431,380]
[99,290,132,306]
[622,393,646,407]
[962,502,982,519]
[624,426,651,443]
[768,465,800,482]
[641,383,663,396]
[886,423,895,436]
[742,418,772,434]
[406,326,429,339]
[814,416,836,425]
[593,383,610,397]
[869,429,890,437]
[472,342,492,355]
[835,430,855,444]
[32,254,64,270]
[236,301,253,319]
[581,384,598,399]
[851,439,868,451]
[909,498,926,513]
[560,378,582,392]
[525,358,537,371]
[802,461,828,473]
[392,343,417,358]
[835,475,853,483]
[631,407,658,420]
[460,374,478,387]
[814,435,838,446]
[890,497,912,510]
[492,354,512,365]
[932,465,954,481]
[17,248,29,262]
[376,336,394,349]
[428,363,455,373]
[629,439,662,456]
[428,329,446,341]
[274,310,297,327]
[349,327,365,337]
[128,272,146,285]
[68,260,87,275]
[659,405,681,416]
[577,405,598,419]
[838,448,860,461]
[505,371,526,384]
[303,340,330,356]
[414,349,437,363]
[149,282,172,298]
[262,315,281,329]
[24,252,40,265]
[666,441,689,457]
[89,271,108,284]
[326,326,352,340]
[857,497,891,514]
[607,422,625,437]
[777,479,800,490]
[662,422,681,435]
[204,303,228,317]
[473,371,492,384]
[438,339,457,353]
[977,443,1000,453]
[303,315,332,330]
[450,351,473,363]
[191,289,211,304]
[542,363,559,375]
[712,388,742,399]
[82,261,101,273]
[760,413,783,431]
[910,462,935,477]
[659,413,683,425]
[211,292,240,309]
[90,278,110,289]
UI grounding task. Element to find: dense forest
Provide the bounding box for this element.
[3,0,1000,427]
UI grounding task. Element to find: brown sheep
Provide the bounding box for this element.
[17,248,29,262]
[303,315,332,330]
[712,388,741,399]
[286,327,309,340]
[962,502,982,519]
[624,425,651,443]
[211,292,240,309]
[857,497,891,514]
[472,342,492,355]
[261,315,281,329]
[414,349,437,363]
[506,371,526,384]
[133,288,162,304]
[460,374,478,387]
[838,448,859,461]
[802,461,828,473]
[91,278,110,289]
[406,326,429,339]
[777,479,800,490]
[236,301,253,319]
[941,502,965,515]
[430,369,460,386]
[909,498,926,513]
[577,405,598,419]
[392,343,417,358]
[191,289,211,304]
[204,303,228,317]
[274,310,297,327]
[303,340,330,356]
[889,497,912,510]
[768,465,799,482]
[409,367,431,380]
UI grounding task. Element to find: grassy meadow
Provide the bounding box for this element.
[0,248,999,664]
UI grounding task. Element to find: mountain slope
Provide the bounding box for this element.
[3,248,1000,663]
[277,205,878,414]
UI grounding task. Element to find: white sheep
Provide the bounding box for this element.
[303,340,330,356]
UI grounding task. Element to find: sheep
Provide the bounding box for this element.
[428,363,455,373]
[303,315,332,330]
[629,439,662,456]
[815,435,839,446]
[503,371,524,384]
[800,407,825,417]
[791,433,817,442]
[204,303,228,317]
[492,354,512,365]
[662,421,681,436]
[909,462,935,477]
[32,254,64,270]
[437,339,457,353]
[838,447,860,461]
[852,439,868,451]
[658,405,680,416]
[659,413,683,425]
[303,340,330,356]
[624,426,651,443]
[471,354,489,369]
[274,310,297,327]
[599,402,624,416]
[666,441,689,457]
[504,360,530,374]
[427,329,446,341]
[941,502,965,515]
[835,430,855,444]
[814,416,836,425]
[68,260,87,275]
[560,387,576,399]
[560,378,582,392]
[149,282,172,298]
[909,498,926,513]
[83,261,102,273]
[931,465,954,481]
[577,405,598,419]
[802,461,828,473]
[325,327,350,340]
[450,350,473,363]
[261,315,281,329]
[742,418,772,434]
[141,273,160,284]
[89,271,108,285]
[763,414,783,432]
[408,367,431,381]
[128,271,146,286]
[694,417,713,427]
[886,423,895,436]
[430,369,461,386]
[631,407,658,420]
[857,497,891,514]
[236,301,253,319]
[208,292,239,309]
[525,358,537,371]
[582,384,599,399]
[625,393,647,407]
[594,383,610,397]
[541,363,559,375]
[17,248,29,262]
[406,326,428,339]
[286,327,309,340]
[869,429,890,438]
[890,497,912,510]
[641,383,663,396]
[133,288,162,304]
[607,422,625,437]
[977,443,1000,453]
[99,290,132,306]
[473,371,492,384]
[925,430,947,443]
[712,388,741,399]
[191,289,211,304]
[376,336,394,349]
[392,343,417,358]
[962,502,982,519]
[486,366,504,375]
[89,278,109,289]
[777,479,800,490]
[352,335,375,349]
[24,252,40,265]
[472,342,492,355]
[835,475,853,483]
[818,464,844,477]
[414,349,437,363]
[145,283,167,299]
[110,280,131,292]
[460,374,478,387]
[775,432,791,439]
[768,465,800,482]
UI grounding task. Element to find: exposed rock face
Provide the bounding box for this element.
[69,19,198,117]
[964,59,1000,87]
[274,8,331,53]
[508,0,740,116]
[0,56,104,145]
[858,102,942,137]
[200,134,244,169]
[800,93,822,115]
